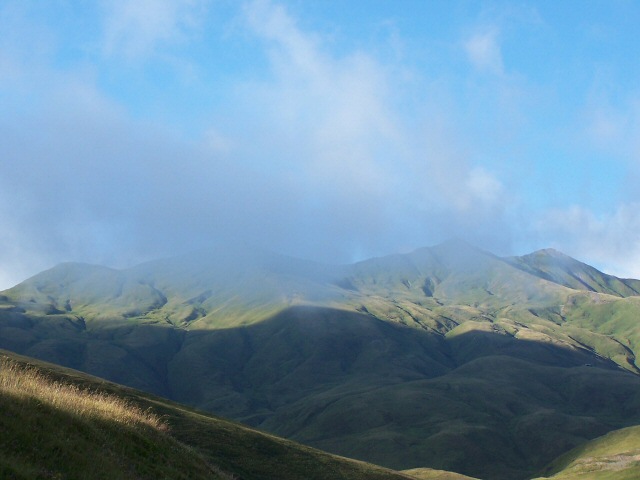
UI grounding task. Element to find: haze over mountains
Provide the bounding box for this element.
[2,240,640,479]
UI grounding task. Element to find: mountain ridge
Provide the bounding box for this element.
[6,241,637,314]
[506,248,640,297]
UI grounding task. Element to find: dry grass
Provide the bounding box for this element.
[0,356,167,432]
[0,350,410,480]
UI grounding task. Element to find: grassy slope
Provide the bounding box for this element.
[0,349,415,480]
[0,352,223,480]
[534,425,640,479]
[402,468,479,479]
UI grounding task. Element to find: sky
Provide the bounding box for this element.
[1,0,640,288]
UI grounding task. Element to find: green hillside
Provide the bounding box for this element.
[535,425,640,479]
[2,241,640,479]
[0,349,417,480]
[402,468,479,479]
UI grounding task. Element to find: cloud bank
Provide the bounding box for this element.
[0,0,639,287]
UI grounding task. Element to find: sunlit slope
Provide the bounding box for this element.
[0,351,227,480]
[402,468,480,479]
[3,241,640,478]
[0,250,344,328]
[0,349,414,480]
[508,248,640,298]
[535,425,640,479]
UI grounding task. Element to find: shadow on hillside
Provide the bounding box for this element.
[1,304,622,398]
[1,305,640,480]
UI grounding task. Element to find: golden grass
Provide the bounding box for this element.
[0,356,167,432]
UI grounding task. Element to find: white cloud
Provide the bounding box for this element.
[583,94,640,164]
[0,0,528,286]
[535,204,640,278]
[243,0,323,77]
[226,0,518,259]
[239,0,400,194]
[101,0,208,59]
[0,202,47,289]
[587,107,627,145]
[465,167,505,209]
[464,28,504,75]
[203,128,234,155]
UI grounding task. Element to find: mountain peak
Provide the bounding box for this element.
[529,248,579,262]
[508,249,640,297]
[431,237,484,253]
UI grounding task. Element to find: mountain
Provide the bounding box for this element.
[2,240,640,479]
[0,349,414,480]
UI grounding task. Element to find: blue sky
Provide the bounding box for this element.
[1,0,640,288]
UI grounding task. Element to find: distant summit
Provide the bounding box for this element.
[507,248,640,297]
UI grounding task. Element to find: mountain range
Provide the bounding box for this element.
[2,240,640,479]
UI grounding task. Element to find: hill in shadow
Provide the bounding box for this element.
[0,349,417,480]
[2,305,640,479]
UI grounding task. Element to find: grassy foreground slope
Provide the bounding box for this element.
[535,425,640,479]
[0,352,222,480]
[0,349,415,480]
